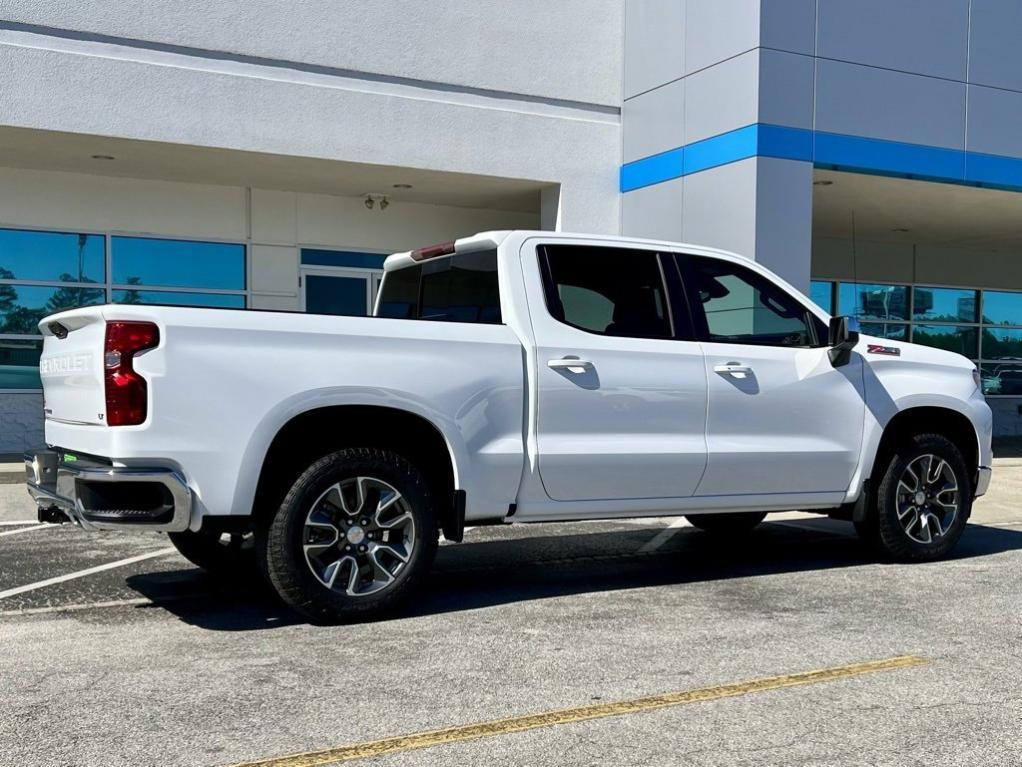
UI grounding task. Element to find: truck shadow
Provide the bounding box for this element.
[124,520,1022,631]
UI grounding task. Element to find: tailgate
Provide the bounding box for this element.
[38,307,108,426]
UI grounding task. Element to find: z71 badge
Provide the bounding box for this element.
[867,344,901,356]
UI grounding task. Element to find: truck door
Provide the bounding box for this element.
[525,242,708,502]
[675,253,865,497]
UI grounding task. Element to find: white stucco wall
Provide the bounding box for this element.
[0,8,621,235]
[0,0,623,107]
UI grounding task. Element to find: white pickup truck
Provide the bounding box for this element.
[26,231,992,621]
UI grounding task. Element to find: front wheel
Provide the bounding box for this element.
[260,448,438,623]
[685,511,767,534]
[859,433,971,562]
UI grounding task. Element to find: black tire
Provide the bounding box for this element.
[168,529,255,576]
[260,447,438,623]
[862,433,971,562]
[685,511,767,534]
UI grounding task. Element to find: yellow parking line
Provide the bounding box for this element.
[228,655,926,767]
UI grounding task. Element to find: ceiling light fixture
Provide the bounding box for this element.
[364,193,390,211]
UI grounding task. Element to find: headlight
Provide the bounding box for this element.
[973,367,982,392]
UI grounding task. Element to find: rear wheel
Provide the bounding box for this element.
[168,529,254,576]
[260,448,438,623]
[685,511,767,534]
[859,433,971,562]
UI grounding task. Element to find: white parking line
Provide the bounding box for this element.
[0,597,156,617]
[0,591,220,617]
[0,547,177,601]
[637,518,690,553]
[0,524,51,538]
[0,520,42,526]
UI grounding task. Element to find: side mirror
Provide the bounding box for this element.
[827,315,860,367]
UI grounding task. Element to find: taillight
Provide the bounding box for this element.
[104,321,159,426]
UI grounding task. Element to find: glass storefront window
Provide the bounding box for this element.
[0,284,106,334]
[838,282,909,321]
[982,291,1022,326]
[1,229,249,390]
[111,237,245,290]
[111,289,245,308]
[912,287,977,323]
[821,279,1022,394]
[982,328,1022,360]
[980,363,1022,396]
[809,281,833,313]
[0,338,43,389]
[911,324,979,357]
[0,229,105,284]
[860,322,909,341]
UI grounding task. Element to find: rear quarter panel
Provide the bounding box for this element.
[43,305,526,527]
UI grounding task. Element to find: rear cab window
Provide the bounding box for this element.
[538,244,688,340]
[376,249,501,324]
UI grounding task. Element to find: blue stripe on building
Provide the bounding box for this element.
[620,124,1022,194]
[300,249,388,269]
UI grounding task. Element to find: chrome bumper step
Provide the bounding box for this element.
[25,449,192,532]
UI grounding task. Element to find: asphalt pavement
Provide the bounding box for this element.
[1,461,1020,766]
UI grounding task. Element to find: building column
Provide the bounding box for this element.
[620,0,817,292]
[680,156,813,292]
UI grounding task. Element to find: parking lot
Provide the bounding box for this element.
[1,461,1021,767]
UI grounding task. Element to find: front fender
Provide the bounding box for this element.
[845,359,991,503]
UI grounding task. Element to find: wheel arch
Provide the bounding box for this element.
[869,406,980,487]
[249,404,462,535]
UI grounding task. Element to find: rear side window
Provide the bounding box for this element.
[376,249,501,324]
[539,245,676,339]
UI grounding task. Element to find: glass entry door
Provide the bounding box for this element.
[301,267,380,316]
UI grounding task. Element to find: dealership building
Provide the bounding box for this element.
[3,1,1022,452]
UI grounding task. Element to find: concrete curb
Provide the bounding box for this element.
[0,464,24,485]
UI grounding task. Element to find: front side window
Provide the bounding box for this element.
[539,245,674,339]
[683,257,821,347]
[375,249,501,324]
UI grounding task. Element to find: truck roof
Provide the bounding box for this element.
[383,230,749,272]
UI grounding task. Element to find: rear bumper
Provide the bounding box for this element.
[24,449,192,532]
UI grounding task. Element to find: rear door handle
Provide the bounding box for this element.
[713,362,752,379]
[547,357,592,373]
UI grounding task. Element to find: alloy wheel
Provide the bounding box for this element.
[895,454,960,545]
[302,476,416,597]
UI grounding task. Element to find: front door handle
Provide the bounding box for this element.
[713,362,753,379]
[547,357,592,373]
